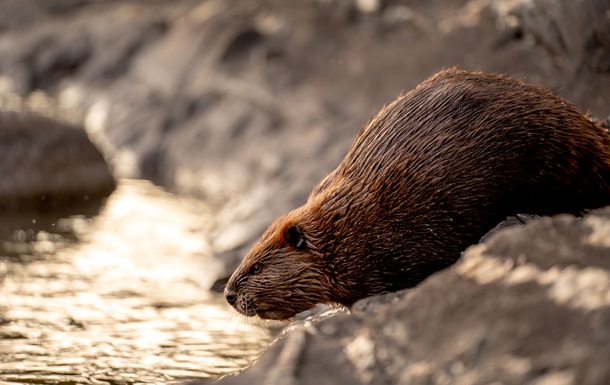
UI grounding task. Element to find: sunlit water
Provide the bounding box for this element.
[0,179,272,384]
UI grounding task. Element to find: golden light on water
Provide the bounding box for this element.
[0,179,271,384]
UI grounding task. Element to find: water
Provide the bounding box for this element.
[0,179,272,384]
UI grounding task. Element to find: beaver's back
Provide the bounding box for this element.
[308,69,610,293]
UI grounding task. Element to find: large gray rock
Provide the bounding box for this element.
[0,110,115,210]
[216,207,610,385]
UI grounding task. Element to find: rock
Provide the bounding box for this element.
[0,110,116,210]
[215,207,610,385]
[479,213,540,243]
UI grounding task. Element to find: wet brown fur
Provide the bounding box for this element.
[226,68,610,320]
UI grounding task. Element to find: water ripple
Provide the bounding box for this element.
[0,179,271,384]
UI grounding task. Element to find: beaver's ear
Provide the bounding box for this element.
[285,224,306,250]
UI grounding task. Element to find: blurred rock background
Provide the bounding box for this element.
[1,0,609,278]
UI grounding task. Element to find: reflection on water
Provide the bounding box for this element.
[0,180,271,384]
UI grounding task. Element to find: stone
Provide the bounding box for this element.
[0,110,115,211]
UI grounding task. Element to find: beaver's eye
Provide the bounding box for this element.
[285,224,306,249]
[250,263,262,275]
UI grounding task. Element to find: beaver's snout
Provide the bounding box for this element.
[224,287,237,307]
[223,283,258,317]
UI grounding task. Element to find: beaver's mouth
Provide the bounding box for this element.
[233,301,257,317]
[229,293,303,320]
[252,305,300,321]
[253,308,280,320]
[240,307,257,317]
[234,301,290,319]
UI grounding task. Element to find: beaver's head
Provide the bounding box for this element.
[223,172,422,320]
[224,207,339,320]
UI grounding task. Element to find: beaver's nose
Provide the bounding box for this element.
[225,287,237,306]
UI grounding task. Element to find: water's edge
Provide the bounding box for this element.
[0,179,271,384]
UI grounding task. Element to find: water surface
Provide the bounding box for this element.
[0,179,271,384]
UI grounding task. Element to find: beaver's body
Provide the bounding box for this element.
[225,69,610,320]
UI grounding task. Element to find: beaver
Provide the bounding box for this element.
[224,68,610,320]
